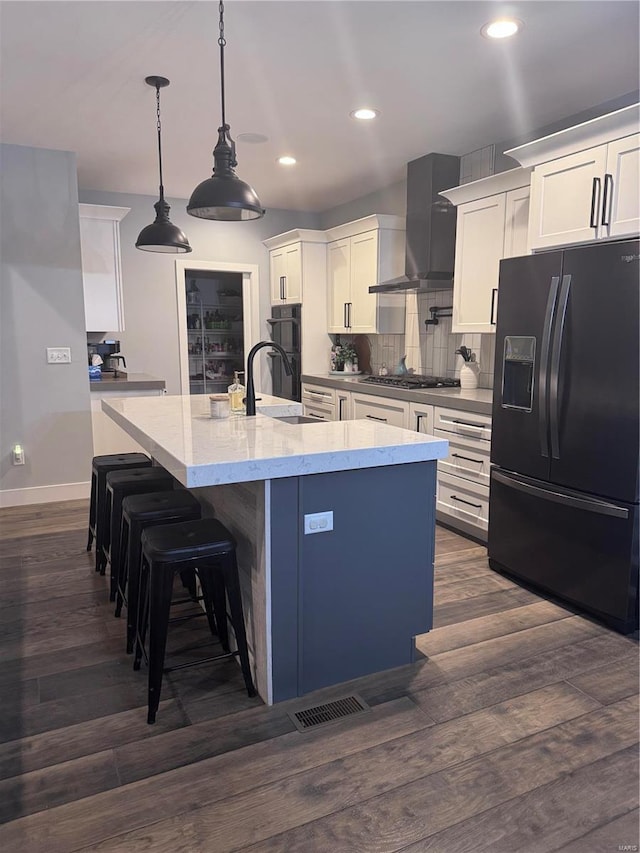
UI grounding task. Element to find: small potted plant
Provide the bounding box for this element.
[335,342,358,372]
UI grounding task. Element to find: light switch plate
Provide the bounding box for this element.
[47,347,72,364]
[304,510,334,535]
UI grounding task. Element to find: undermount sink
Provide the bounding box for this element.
[271,415,323,425]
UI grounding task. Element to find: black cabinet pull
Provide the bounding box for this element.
[490,288,498,325]
[347,302,352,328]
[343,302,348,329]
[279,276,286,300]
[451,452,482,464]
[589,177,601,228]
[450,494,482,509]
[601,173,613,226]
[365,414,388,422]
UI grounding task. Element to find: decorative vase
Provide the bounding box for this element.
[459,362,479,389]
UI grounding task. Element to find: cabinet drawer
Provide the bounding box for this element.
[303,403,335,422]
[437,471,489,531]
[302,384,335,405]
[352,393,409,429]
[434,407,492,442]
[436,430,491,487]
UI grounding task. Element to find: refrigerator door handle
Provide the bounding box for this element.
[549,274,571,459]
[538,275,560,459]
[492,470,629,519]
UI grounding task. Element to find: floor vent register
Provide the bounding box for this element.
[289,694,370,732]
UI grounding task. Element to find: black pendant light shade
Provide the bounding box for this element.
[136,76,192,253]
[187,1,264,221]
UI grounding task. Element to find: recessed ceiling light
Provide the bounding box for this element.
[481,18,522,39]
[278,156,297,166]
[350,108,380,121]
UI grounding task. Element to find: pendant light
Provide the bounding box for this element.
[187,1,264,221]
[136,76,192,253]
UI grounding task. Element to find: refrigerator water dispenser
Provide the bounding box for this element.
[501,336,535,411]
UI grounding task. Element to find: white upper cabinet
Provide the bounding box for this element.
[264,229,326,305]
[505,104,639,250]
[441,169,531,335]
[325,215,405,335]
[79,204,129,332]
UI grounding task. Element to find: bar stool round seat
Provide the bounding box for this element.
[87,453,151,573]
[103,467,175,602]
[117,490,202,654]
[135,517,256,724]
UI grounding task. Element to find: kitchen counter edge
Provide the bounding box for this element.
[90,373,166,392]
[301,374,493,415]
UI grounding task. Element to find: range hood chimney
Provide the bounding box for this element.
[369,152,460,293]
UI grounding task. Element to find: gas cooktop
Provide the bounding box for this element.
[362,374,461,389]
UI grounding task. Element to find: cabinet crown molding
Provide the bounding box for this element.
[440,167,532,206]
[324,214,405,243]
[262,228,327,250]
[505,103,640,168]
[79,203,130,221]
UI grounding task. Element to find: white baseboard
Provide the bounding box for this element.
[0,481,91,508]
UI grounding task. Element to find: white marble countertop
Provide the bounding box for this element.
[102,393,448,488]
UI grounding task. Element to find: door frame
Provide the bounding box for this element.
[174,259,260,395]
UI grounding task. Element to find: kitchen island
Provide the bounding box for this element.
[103,393,448,704]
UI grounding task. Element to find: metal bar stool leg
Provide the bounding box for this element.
[87,471,97,552]
[223,553,257,697]
[114,513,130,618]
[196,564,227,649]
[134,554,150,672]
[147,560,177,725]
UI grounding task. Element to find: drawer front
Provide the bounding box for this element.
[303,402,335,422]
[352,394,409,429]
[435,429,491,487]
[434,406,492,442]
[302,384,336,407]
[437,470,489,531]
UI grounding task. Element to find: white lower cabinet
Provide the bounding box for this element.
[302,383,336,421]
[351,393,409,429]
[433,406,492,540]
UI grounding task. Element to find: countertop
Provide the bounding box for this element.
[102,393,448,488]
[89,372,166,392]
[302,374,494,415]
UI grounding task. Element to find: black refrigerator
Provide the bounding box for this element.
[489,239,639,633]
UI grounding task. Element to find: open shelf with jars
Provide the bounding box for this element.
[185,281,245,394]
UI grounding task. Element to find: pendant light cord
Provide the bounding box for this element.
[155,83,165,203]
[218,0,227,130]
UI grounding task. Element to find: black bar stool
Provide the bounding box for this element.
[87,453,151,573]
[116,490,202,654]
[134,517,256,724]
[103,467,175,602]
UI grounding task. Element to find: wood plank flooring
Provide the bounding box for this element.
[0,499,637,852]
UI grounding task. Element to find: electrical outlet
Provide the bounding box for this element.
[47,347,71,364]
[304,510,334,535]
[12,444,25,465]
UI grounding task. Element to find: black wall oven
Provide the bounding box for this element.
[267,304,301,402]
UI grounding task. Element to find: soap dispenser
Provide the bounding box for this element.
[228,371,246,413]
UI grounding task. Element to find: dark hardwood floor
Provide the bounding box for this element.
[0,499,637,852]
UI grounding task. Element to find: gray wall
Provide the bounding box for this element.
[319,179,406,230]
[79,189,320,395]
[1,144,93,494]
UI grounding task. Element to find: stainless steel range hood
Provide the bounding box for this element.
[369,152,460,293]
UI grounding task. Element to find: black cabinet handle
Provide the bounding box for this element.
[601,173,613,226]
[450,494,482,509]
[343,302,348,329]
[347,302,352,328]
[365,414,388,422]
[490,288,498,325]
[589,177,601,228]
[451,452,482,464]
[280,276,286,300]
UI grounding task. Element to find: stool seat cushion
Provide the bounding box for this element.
[141,518,235,563]
[92,453,150,471]
[122,491,201,522]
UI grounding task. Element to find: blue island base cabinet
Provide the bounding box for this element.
[198,462,436,703]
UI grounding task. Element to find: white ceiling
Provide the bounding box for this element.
[1,1,638,213]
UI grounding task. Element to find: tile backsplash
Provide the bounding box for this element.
[367,292,496,388]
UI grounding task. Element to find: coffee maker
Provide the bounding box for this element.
[87,340,127,376]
